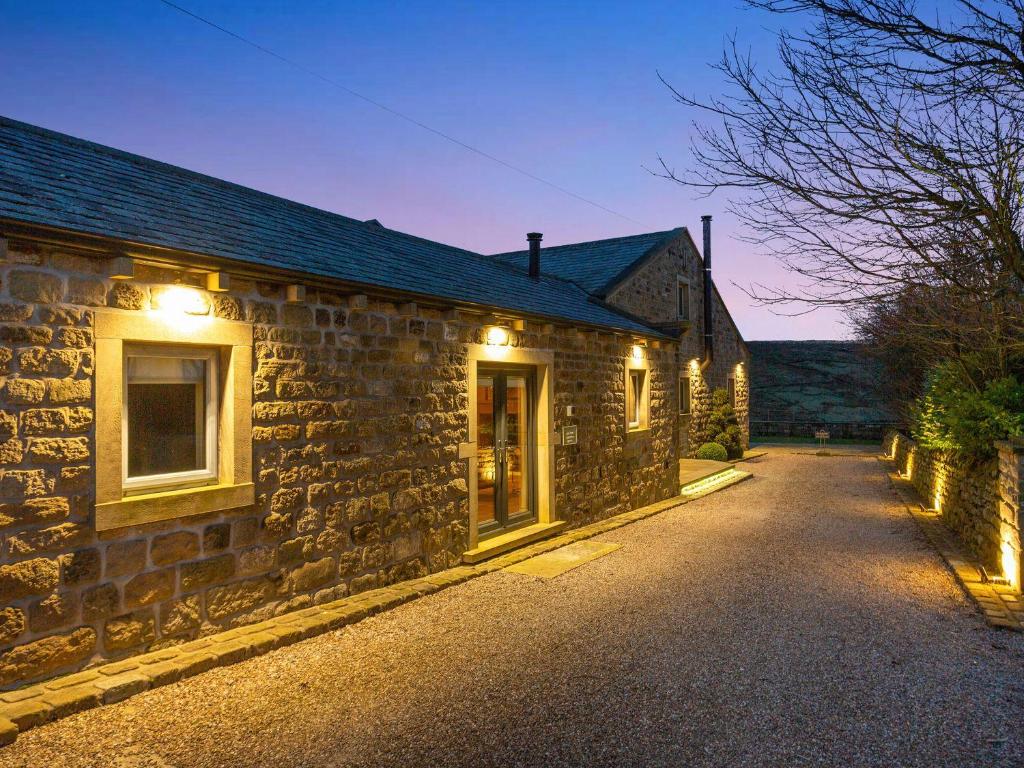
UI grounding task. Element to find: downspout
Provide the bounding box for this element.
[700,215,714,371]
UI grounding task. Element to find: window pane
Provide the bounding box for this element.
[628,370,644,427]
[476,376,496,525]
[127,356,206,478]
[127,356,204,383]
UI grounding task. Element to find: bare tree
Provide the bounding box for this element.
[662,0,1024,315]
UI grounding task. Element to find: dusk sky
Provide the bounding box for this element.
[1,1,850,340]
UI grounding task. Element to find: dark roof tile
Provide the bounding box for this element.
[492,229,682,296]
[0,116,661,335]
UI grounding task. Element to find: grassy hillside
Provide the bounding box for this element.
[748,341,897,425]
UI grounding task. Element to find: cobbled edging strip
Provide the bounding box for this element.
[0,476,754,746]
[880,457,1023,632]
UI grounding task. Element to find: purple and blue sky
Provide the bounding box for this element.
[1,1,850,339]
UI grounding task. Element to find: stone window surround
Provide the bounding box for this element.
[676,275,691,321]
[461,344,556,551]
[94,309,255,532]
[624,352,652,435]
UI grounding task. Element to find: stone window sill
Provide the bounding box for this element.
[626,427,651,439]
[96,482,255,532]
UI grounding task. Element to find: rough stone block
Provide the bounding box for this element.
[7,523,92,557]
[4,378,46,404]
[206,578,274,621]
[104,540,147,578]
[107,282,146,310]
[27,437,90,463]
[0,608,26,645]
[60,548,100,587]
[29,592,77,633]
[0,558,60,602]
[0,439,24,465]
[180,554,235,591]
[0,627,95,687]
[149,531,199,567]
[159,595,201,636]
[203,523,230,552]
[287,557,335,593]
[8,271,63,304]
[65,277,106,307]
[81,583,120,621]
[104,612,156,652]
[47,377,91,404]
[0,497,69,529]
[0,469,51,499]
[123,569,175,610]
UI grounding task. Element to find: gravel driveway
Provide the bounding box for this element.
[2,448,1023,768]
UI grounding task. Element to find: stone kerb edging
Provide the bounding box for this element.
[0,473,753,746]
[880,456,1024,632]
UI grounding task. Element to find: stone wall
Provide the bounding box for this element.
[885,432,1021,587]
[605,234,750,456]
[0,240,679,687]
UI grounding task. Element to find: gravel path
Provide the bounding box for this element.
[3,449,1024,767]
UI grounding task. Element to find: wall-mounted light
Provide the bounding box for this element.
[151,285,209,316]
[631,344,645,361]
[485,325,510,347]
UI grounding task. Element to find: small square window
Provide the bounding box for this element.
[123,346,218,493]
[679,374,690,415]
[628,369,646,429]
[677,281,690,321]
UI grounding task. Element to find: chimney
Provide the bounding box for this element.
[527,232,543,279]
[701,215,714,369]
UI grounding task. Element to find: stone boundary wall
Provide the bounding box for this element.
[0,240,679,688]
[755,420,898,441]
[884,431,1022,589]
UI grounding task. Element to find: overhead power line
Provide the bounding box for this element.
[157,0,642,225]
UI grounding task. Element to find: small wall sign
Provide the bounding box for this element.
[562,425,578,446]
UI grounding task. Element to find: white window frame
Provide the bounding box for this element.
[676,278,690,321]
[122,344,219,494]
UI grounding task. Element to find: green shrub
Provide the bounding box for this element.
[704,389,744,459]
[694,442,729,461]
[912,362,1024,460]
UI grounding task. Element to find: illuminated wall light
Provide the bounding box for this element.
[631,344,645,361]
[151,286,211,328]
[485,325,510,347]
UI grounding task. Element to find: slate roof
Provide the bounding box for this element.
[491,229,683,297]
[0,116,662,336]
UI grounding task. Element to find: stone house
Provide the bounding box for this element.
[0,116,748,687]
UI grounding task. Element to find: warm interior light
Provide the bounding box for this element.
[152,285,208,316]
[485,325,509,346]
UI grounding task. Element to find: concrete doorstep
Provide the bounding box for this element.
[0,471,753,746]
[879,457,1024,632]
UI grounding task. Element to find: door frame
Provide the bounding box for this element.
[475,365,538,538]
[463,345,556,550]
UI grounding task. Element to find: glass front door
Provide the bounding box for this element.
[476,366,536,536]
